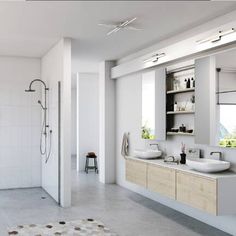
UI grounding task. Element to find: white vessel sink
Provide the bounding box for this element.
[186,158,230,173]
[134,149,162,159]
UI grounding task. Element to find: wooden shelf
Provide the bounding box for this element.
[167,88,195,95]
[167,111,195,115]
[167,132,195,136]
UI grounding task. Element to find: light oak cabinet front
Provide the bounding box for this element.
[125,159,147,187]
[176,171,217,215]
[147,164,176,199]
[125,159,236,215]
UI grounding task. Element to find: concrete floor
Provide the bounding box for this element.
[0,163,231,236]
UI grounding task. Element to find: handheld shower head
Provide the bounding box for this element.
[38,100,45,110]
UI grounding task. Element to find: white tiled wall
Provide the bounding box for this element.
[0,57,41,189]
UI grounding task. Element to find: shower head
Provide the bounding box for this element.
[25,79,49,94]
[25,89,36,92]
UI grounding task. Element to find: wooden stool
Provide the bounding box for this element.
[85,155,98,174]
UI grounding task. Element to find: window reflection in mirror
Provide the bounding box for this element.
[219,106,236,147]
[216,49,236,148]
[142,71,155,139]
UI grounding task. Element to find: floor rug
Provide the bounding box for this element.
[8,218,118,236]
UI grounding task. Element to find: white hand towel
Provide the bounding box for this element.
[121,132,129,158]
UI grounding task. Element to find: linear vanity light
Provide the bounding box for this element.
[143,52,166,63]
[196,28,235,44]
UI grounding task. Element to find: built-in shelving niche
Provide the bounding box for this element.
[166,64,195,137]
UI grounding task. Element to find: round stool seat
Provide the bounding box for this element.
[86,155,97,158]
[85,153,98,174]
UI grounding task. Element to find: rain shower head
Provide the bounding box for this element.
[25,89,36,92]
[25,79,48,95]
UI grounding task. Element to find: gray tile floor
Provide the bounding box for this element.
[0,161,231,236]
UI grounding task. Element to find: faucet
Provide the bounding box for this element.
[150,143,159,149]
[210,151,223,161]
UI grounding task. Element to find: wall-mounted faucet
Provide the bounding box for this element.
[210,151,223,161]
[150,143,159,149]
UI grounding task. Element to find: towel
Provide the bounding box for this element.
[121,132,129,158]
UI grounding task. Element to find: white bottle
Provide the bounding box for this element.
[174,102,178,111]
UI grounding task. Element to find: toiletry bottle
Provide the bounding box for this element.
[182,124,186,132]
[179,124,186,133]
[191,77,195,88]
[180,142,186,164]
[187,78,190,88]
[184,79,187,89]
[173,79,178,91]
[174,102,177,111]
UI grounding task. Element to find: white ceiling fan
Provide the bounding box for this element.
[98,17,142,36]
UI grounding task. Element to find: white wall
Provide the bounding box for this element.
[0,57,41,189]
[71,88,77,156]
[77,73,99,171]
[99,61,116,183]
[116,71,236,235]
[41,38,71,207]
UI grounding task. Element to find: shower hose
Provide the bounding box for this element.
[40,111,52,163]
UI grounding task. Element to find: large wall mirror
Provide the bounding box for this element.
[142,71,155,139]
[216,49,236,148]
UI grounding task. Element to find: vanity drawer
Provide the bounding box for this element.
[147,164,176,199]
[176,171,217,215]
[126,159,147,187]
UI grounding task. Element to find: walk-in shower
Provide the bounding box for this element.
[25,79,52,163]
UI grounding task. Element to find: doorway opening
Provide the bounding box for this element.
[71,73,100,176]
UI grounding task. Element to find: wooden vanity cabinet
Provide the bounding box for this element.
[147,164,176,199]
[125,158,236,215]
[125,159,147,187]
[176,171,217,215]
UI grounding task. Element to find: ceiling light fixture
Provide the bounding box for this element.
[98,17,142,36]
[143,53,166,63]
[196,28,235,44]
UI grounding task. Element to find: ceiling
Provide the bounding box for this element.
[0,1,236,73]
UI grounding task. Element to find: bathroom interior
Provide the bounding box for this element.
[115,32,236,234]
[1,1,236,236]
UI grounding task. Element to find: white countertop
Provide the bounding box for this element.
[126,156,236,179]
